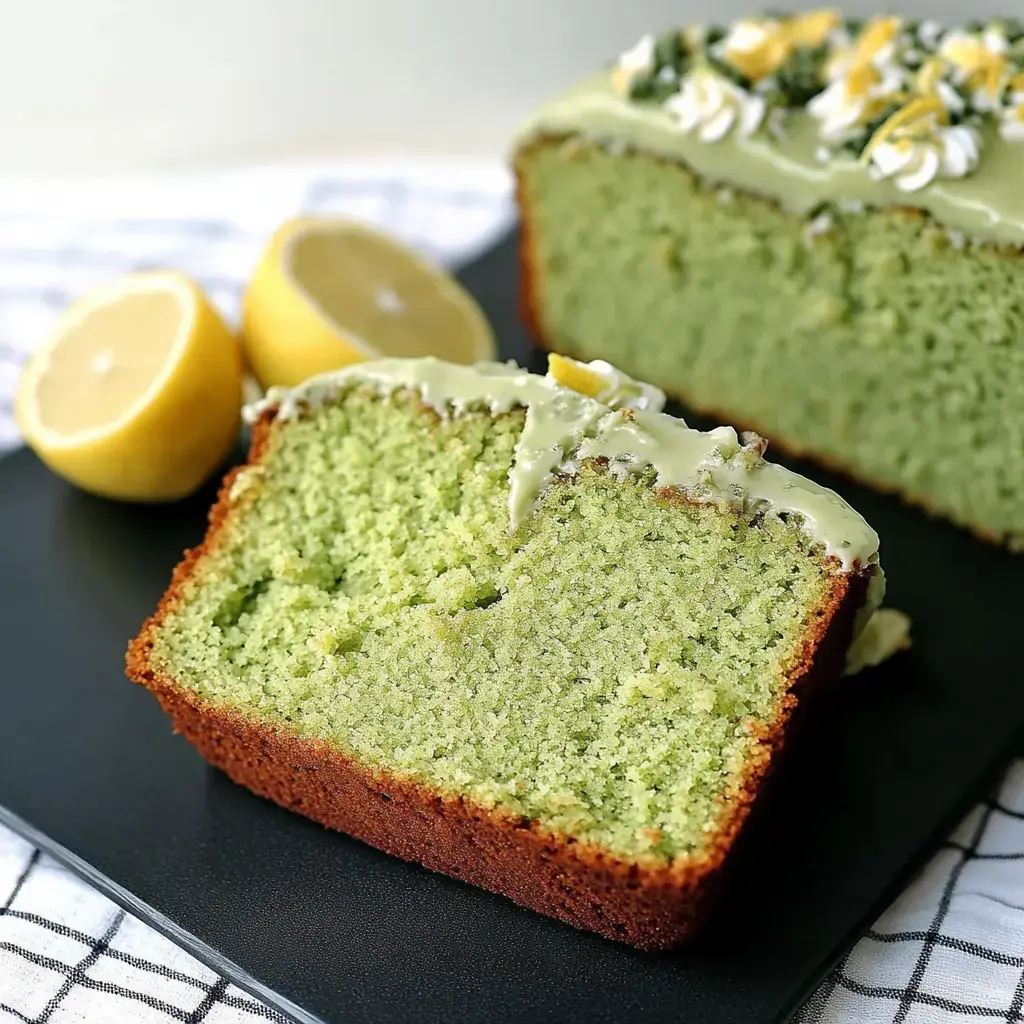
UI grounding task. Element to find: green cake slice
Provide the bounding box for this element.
[513,12,1024,546]
[127,355,885,948]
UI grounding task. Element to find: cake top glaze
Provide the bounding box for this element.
[514,16,1024,245]
[610,13,1023,193]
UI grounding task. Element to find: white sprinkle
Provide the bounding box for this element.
[936,80,965,116]
[803,213,833,246]
[90,349,115,376]
[815,146,831,164]
[656,65,677,84]
[374,287,405,314]
[946,229,966,250]
[918,19,942,49]
[839,198,866,214]
[717,187,735,204]
[618,34,656,76]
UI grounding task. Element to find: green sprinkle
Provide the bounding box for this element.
[654,29,686,71]
[841,100,903,158]
[774,43,829,106]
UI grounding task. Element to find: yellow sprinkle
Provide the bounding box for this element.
[785,9,841,48]
[981,60,1007,99]
[941,38,971,67]
[915,57,945,95]
[547,353,610,399]
[861,97,946,160]
[855,15,901,63]
[845,60,882,100]
[724,20,792,82]
[940,32,1009,100]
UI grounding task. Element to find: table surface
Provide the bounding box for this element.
[0,232,1021,1024]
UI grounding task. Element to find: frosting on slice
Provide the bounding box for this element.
[245,355,880,574]
[844,607,911,675]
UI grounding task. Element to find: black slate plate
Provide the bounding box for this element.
[0,231,1020,1024]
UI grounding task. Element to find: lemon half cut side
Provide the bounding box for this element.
[241,217,496,389]
[16,270,243,501]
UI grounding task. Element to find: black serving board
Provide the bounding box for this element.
[0,231,1020,1024]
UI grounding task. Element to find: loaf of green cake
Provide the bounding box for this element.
[126,355,885,948]
[513,13,1024,546]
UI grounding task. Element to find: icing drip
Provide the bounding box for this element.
[246,356,880,572]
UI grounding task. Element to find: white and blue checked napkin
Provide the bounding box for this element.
[0,162,1022,1024]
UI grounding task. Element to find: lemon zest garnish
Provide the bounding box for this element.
[855,16,902,64]
[940,32,1010,101]
[825,16,901,83]
[915,57,946,95]
[547,354,611,399]
[845,60,883,100]
[861,97,947,160]
[982,61,1008,99]
[723,19,792,82]
[785,9,841,48]
[722,11,839,83]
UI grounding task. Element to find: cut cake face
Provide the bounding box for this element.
[128,356,880,946]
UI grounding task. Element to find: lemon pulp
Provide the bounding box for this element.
[242,218,495,389]
[17,271,242,501]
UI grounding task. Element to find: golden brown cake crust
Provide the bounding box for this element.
[125,410,866,949]
[512,135,1019,547]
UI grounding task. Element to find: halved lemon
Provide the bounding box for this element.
[241,217,496,389]
[15,271,243,501]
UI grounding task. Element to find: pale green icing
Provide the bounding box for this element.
[513,75,1024,247]
[577,406,878,569]
[245,356,879,573]
[844,607,911,676]
[507,386,607,530]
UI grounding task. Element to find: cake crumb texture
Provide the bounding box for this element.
[143,388,845,864]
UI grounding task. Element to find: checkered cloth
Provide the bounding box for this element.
[0,164,1022,1024]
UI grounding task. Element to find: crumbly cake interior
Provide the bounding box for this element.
[150,388,836,861]
[518,139,1024,544]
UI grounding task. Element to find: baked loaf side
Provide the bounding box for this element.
[513,14,1024,545]
[127,357,878,947]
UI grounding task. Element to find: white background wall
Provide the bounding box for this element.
[0,0,1004,176]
